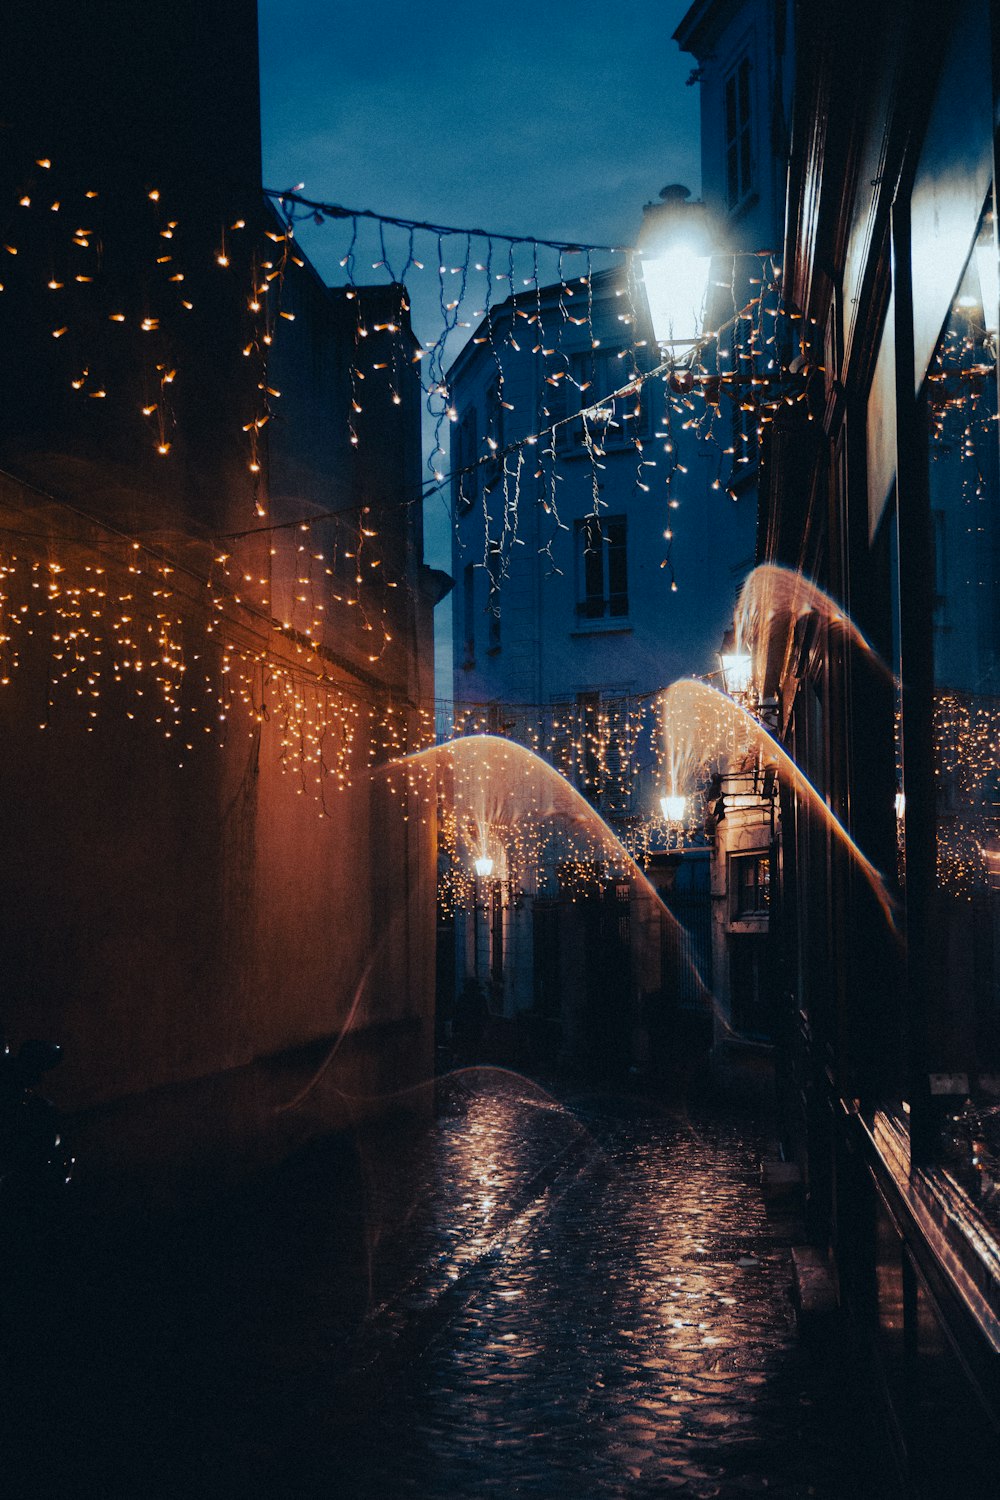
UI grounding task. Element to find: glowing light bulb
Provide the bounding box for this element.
[720,652,753,695]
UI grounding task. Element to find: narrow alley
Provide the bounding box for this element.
[3,1073,894,1498]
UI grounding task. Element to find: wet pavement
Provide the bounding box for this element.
[1,1072,896,1498]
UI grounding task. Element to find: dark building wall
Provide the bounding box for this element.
[0,0,263,194]
[0,2,436,1179]
[762,0,1000,1486]
[0,0,264,534]
[267,264,432,697]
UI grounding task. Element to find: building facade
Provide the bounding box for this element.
[673,0,792,1064]
[0,0,439,1187]
[444,223,760,1067]
[752,0,1000,1486]
[450,265,756,712]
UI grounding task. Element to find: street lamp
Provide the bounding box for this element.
[660,793,687,823]
[718,623,754,699]
[719,650,754,698]
[471,853,495,984]
[638,184,714,361]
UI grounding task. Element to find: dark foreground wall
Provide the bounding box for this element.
[0,1,438,1184]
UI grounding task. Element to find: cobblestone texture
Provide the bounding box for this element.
[1,1073,895,1498]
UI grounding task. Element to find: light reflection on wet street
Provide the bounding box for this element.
[293,1073,889,1498]
[2,1072,893,1498]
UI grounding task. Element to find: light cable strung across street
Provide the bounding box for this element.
[264,187,635,257]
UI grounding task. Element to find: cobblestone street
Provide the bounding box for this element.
[3,1074,895,1497]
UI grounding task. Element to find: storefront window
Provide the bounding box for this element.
[731,852,770,918]
[926,196,1000,1164]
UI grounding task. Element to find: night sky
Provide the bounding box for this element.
[258,0,700,281]
[257,0,701,597]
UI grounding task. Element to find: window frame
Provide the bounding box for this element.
[729,850,771,924]
[453,406,479,515]
[724,53,754,212]
[557,348,651,454]
[574,513,629,623]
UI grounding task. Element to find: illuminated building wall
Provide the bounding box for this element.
[675,0,791,1073]
[0,0,437,1167]
[448,269,757,715]
[444,264,757,1060]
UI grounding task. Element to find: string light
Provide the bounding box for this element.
[927,276,1000,900]
[0,149,824,899]
[2,150,806,601]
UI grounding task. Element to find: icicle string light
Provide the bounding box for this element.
[0,457,742,862]
[3,149,809,594]
[0,156,861,908]
[1,153,305,513]
[927,270,1000,900]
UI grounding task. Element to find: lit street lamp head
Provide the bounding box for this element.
[719,651,754,698]
[638,184,713,358]
[473,855,494,879]
[660,793,687,824]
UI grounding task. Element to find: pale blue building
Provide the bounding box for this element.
[441,0,792,1060]
[448,260,756,728]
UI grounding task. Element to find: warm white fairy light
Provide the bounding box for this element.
[0,151,815,852]
[11,158,791,591]
[660,793,687,823]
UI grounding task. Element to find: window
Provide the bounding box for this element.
[614,881,632,945]
[731,852,770,919]
[730,935,770,1036]
[725,55,753,210]
[924,198,1000,1079]
[557,348,649,452]
[576,514,628,621]
[453,407,478,514]
[462,561,475,668]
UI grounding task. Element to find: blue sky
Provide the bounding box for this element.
[258,0,701,315]
[257,0,703,656]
